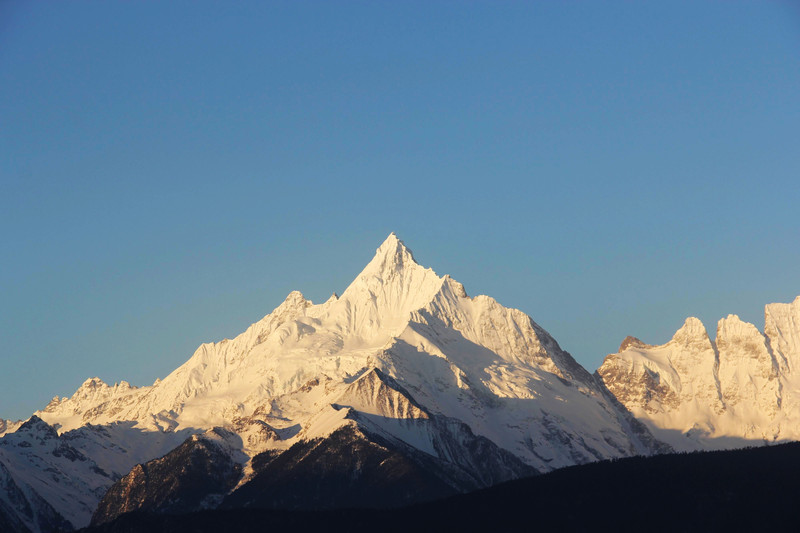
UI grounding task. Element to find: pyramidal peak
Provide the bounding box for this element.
[330,234,445,336]
[618,336,650,352]
[359,232,420,279]
[670,317,711,347]
[277,290,311,311]
[18,415,56,435]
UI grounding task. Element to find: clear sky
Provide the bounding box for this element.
[1,1,798,421]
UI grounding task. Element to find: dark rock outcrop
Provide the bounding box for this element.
[91,432,241,526]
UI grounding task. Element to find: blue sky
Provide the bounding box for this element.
[1,1,798,421]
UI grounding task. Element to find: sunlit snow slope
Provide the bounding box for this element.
[598,296,800,450]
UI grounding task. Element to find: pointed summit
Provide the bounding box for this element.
[17,415,58,439]
[618,336,649,352]
[279,290,310,309]
[262,290,311,318]
[670,317,710,346]
[347,233,433,289]
[335,234,444,339]
[361,233,419,278]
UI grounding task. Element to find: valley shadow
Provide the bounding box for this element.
[79,441,800,532]
[273,424,301,440]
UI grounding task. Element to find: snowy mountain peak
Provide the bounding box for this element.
[331,234,445,340]
[1,234,696,531]
[670,317,711,348]
[359,233,419,278]
[598,297,800,450]
[2,232,797,533]
[276,290,311,312]
[79,377,107,390]
[765,295,800,373]
[618,336,649,352]
[716,314,764,348]
[17,415,57,437]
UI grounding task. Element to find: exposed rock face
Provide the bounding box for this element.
[222,418,536,512]
[618,336,650,352]
[92,369,536,522]
[223,424,457,511]
[598,318,721,416]
[598,296,800,450]
[91,430,243,526]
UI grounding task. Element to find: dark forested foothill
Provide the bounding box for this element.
[80,441,800,533]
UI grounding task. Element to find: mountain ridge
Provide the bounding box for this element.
[597,295,800,450]
[1,234,797,532]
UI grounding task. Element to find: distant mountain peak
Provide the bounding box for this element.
[17,415,58,439]
[716,314,763,346]
[328,234,444,340]
[598,295,800,451]
[278,290,311,310]
[361,232,419,278]
[670,317,711,347]
[79,377,108,390]
[618,336,649,352]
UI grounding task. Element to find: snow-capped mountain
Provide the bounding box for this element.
[597,296,800,451]
[1,234,666,531]
[3,233,795,532]
[25,233,658,469]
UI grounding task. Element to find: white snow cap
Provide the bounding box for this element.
[361,233,419,276]
[670,317,710,344]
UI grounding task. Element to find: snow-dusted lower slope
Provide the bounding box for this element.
[597,296,800,451]
[2,233,667,530]
[0,415,190,532]
[91,369,537,526]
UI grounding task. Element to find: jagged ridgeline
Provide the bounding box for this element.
[0,234,798,533]
[598,296,800,450]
